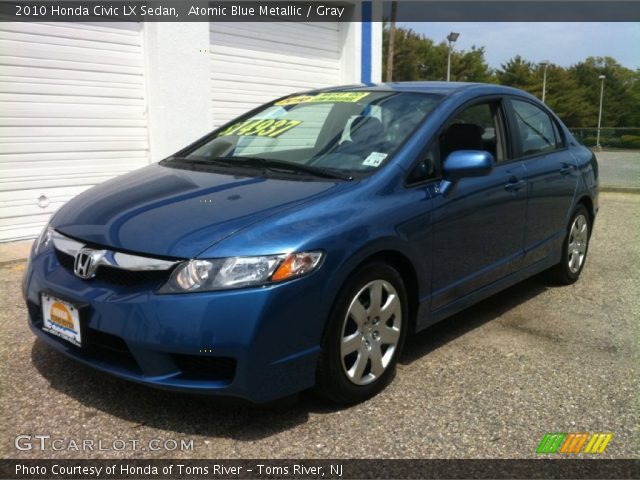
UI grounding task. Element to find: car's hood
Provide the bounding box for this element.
[51,164,342,258]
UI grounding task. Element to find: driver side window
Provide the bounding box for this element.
[439,102,504,163]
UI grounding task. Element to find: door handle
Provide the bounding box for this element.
[559,164,574,175]
[504,179,526,192]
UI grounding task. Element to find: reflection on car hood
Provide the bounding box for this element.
[51,164,342,258]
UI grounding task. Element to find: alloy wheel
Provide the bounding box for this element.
[567,214,589,274]
[340,280,402,386]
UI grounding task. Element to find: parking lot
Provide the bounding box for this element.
[1,192,638,460]
[596,150,640,192]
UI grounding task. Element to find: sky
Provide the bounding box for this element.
[399,22,640,70]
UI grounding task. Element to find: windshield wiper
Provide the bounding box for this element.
[166,156,353,181]
[213,156,353,181]
[165,156,238,167]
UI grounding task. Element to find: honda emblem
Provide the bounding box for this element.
[74,247,105,279]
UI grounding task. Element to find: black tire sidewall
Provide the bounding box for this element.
[317,262,409,404]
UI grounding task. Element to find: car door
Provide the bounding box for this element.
[507,98,578,265]
[430,98,528,311]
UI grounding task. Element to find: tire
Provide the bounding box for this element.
[549,205,591,285]
[316,262,408,404]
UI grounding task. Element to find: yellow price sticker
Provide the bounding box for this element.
[275,92,370,106]
[218,119,302,138]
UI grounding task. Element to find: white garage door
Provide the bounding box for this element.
[0,22,149,242]
[210,22,343,127]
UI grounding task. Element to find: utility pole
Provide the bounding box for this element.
[446,32,460,82]
[540,60,550,103]
[596,74,606,150]
[385,1,397,82]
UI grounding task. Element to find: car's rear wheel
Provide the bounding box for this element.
[550,205,591,285]
[316,262,408,404]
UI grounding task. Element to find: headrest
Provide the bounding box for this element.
[349,116,384,144]
[441,123,484,153]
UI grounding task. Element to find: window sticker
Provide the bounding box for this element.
[362,152,388,167]
[275,92,370,106]
[218,119,302,138]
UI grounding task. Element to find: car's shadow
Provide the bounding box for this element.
[30,340,325,441]
[31,273,550,441]
[400,274,549,365]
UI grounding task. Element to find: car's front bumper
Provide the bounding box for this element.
[23,247,331,403]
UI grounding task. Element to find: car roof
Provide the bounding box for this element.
[315,81,532,98]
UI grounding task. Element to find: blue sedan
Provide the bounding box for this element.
[23,82,598,404]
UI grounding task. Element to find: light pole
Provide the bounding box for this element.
[596,74,606,150]
[540,60,550,103]
[446,32,459,82]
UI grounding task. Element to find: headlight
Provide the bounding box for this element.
[33,225,53,256]
[158,251,324,293]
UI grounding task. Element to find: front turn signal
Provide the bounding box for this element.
[271,251,324,282]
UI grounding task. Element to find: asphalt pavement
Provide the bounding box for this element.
[1,192,638,460]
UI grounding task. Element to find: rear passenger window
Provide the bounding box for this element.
[512,100,560,156]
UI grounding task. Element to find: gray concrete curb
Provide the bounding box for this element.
[0,259,26,267]
[600,186,640,194]
[0,239,32,266]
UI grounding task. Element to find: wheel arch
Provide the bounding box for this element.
[576,195,595,231]
[324,246,422,338]
[358,250,420,334]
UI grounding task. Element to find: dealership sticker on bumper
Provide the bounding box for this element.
[41,294,81,347]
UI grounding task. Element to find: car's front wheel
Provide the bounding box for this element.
[316,262,408,404]
[550,204,591,285]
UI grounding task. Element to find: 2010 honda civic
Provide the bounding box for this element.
[23,83,598,404]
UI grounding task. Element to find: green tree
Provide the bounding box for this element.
[382,25,493,82]
[630,69,640,126]
[495,56,536,91]
[569,56,639,127]
[382,28,640,128]
[451,45,495,83]
[542,65,596,127]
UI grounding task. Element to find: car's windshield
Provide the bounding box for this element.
[180,91,441,175]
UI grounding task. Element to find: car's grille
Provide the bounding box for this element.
[172,354,236,382]
[55,248,75,269]
[55,250,171,287]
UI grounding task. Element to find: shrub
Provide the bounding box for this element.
[620,135,640,149]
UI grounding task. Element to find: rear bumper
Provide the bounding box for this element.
[23,247,330,403]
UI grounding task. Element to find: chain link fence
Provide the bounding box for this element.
[570,128,640,149]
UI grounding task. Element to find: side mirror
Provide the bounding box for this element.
[442,150,494,182]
